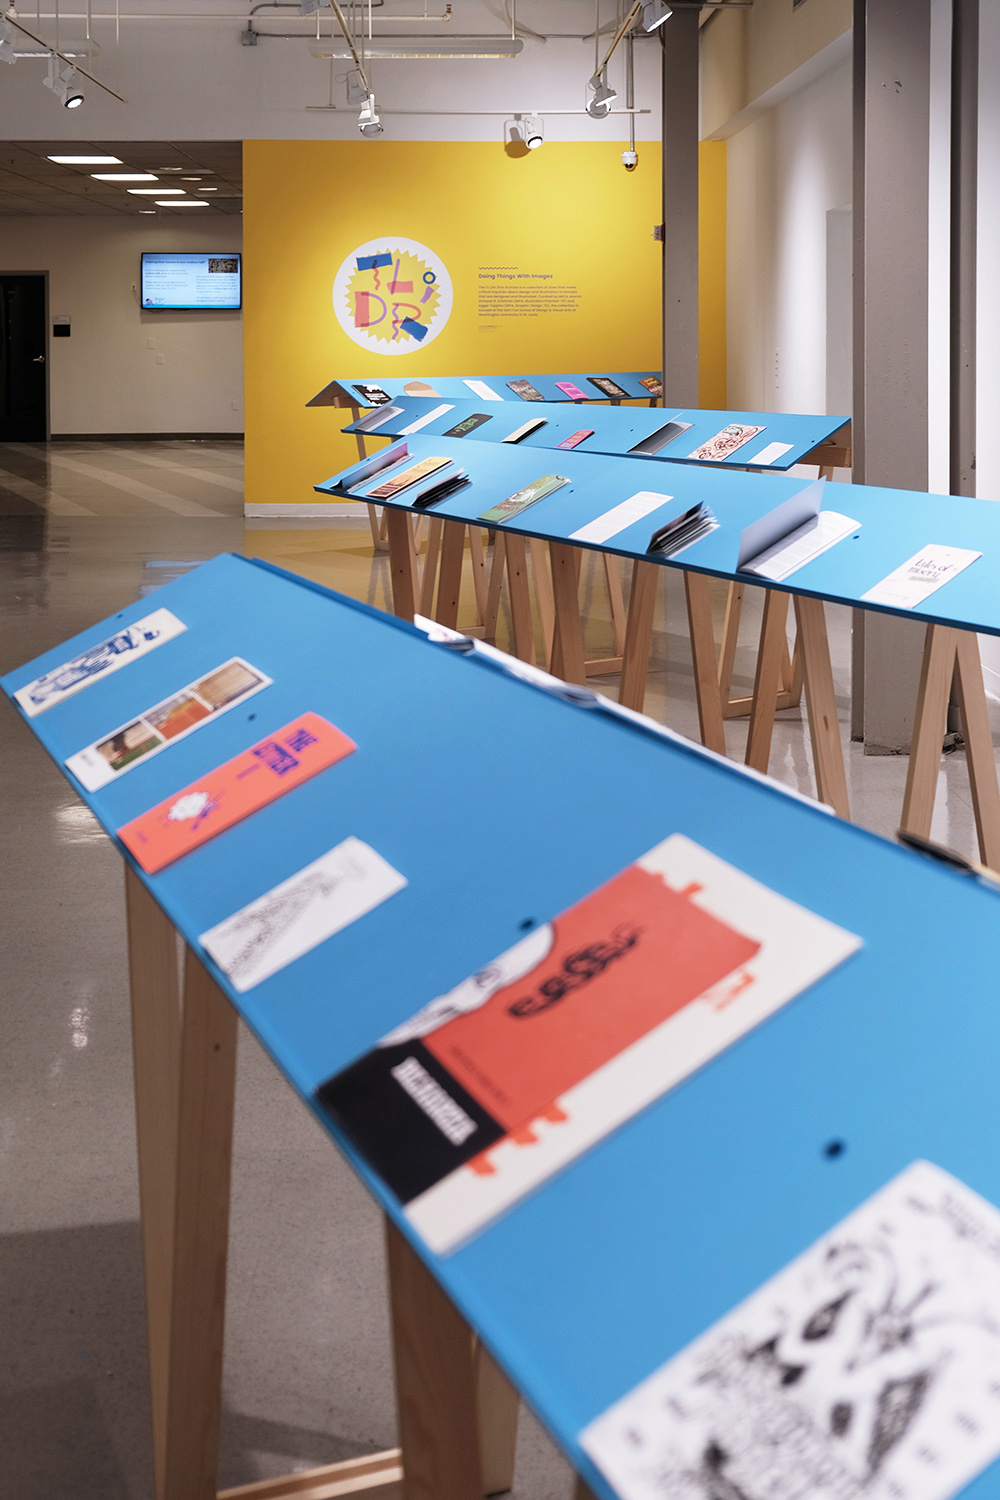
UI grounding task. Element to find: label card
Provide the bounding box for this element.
[464,379,503,401]
[118,712,356,873]
[556,430,594,450]
[862,544,981,610]
[444,413,493,438]
[14,608,186,717]
[747,439,795,466]
[582,1160,1000,1500]
[398,403,455,435]
[66,656,271,791]
[316,834,860,1252]
[200,836,406,992]
[571,492,674,546]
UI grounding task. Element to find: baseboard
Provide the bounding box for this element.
[50,432,244,442]
[244,503,370,519]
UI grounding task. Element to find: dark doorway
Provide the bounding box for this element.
[0,275,47,441]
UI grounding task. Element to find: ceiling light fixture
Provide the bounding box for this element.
[157,199,210,207]
[197,186,219,192]
[358,93,383,138]
[640,0,672,29]
[43,57,84,108]
[586,69,616,118]
[129,187,184,195]
[139,209,156,214]
[48,155,122,164]
[92,172,158,182]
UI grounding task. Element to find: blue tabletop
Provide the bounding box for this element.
[316,433,1000,638]
[308,371,664,407]
[5,553,1000,1500]
[340,395,849,472]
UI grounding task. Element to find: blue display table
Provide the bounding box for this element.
[6,554,1000,1500]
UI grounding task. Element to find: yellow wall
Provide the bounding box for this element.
[244,139,726,506]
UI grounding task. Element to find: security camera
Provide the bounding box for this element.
[622,149,638,171]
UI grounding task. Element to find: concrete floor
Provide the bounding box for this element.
[1,440,996,1498]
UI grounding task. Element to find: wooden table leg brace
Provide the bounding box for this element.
[900,623,1000,870]
[127,869,517,1500]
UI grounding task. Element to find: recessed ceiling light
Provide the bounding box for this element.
[129,187,184,195]
[91,172,158,181]
[48,153,121,165]
[197,186,219,192]
[181,175,204,181]
[157,199,209,207]
[139,209,156,214]
[156,166,184,173]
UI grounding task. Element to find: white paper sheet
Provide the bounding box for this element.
[355,404,403,433]
[747,440,795,466]
[570,492,674,545]
[742,511,861,582]
[14,607,186,717]
[403,835,860,1253]
[464,379,503,401]
[862,544,981,609]
[399,403,455,435]
[199,836,407,992]
[582,1160,1000,1500]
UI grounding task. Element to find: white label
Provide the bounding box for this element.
[399,403,455,435]
[199,836,407,992]
[463,379,503,401]
[743,511,861,582]
[582,1160,1000,1500]
[862,544,981,609]
[570,492,674,545]
[747,440,795,466]
[14,608,186,717]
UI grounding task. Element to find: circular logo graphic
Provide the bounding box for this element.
[333,236,453,355]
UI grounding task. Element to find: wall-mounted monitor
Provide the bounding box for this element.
[140,252,242,311]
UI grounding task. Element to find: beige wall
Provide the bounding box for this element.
[0,218,243,434]
[702,0,851,138]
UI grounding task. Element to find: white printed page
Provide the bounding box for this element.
[570,492,674,545]
[743,511,861,582]
[582,1160,1000,1500]
[399,403,455,435]
[747,440,794,466]
[862,544,981,609]
[464,380,503,401]
[14,608,186,716]
[200,836,406,992]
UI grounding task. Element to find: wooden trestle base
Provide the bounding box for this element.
[127,863,523,1500]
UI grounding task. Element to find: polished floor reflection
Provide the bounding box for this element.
[2,441,997,1498]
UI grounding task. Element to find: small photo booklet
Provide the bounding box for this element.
[479,474,568,524]
[689,423,766,462]
[66,657,271,791]
[862,544,981,610]
[581,1159,1000,1500]
[366,456,452,501]
[200,836,406,992]
[14,607,186,717]
[315,834,860,1253]
[648,503,718,558]
[118,711,356,873]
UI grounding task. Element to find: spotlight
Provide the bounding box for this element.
[522,115,544,149]
[640,0,672,29]
[358,93,383,137]
[586,70,616,119]
[43,57,84,108]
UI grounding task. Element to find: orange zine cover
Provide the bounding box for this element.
[423,864,760,1131]
[118,712,356,873]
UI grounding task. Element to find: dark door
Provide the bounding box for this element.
[0,275,47,441]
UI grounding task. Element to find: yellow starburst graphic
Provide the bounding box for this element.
[342,246,442,347]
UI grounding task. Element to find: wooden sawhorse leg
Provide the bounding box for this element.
[385,510,421,621]
[745,592,849,818]
[684,572,726,755]
[900,624,1000,869]
[719,581,801,719]
[618,560,660,713]
[386,1222,520,1500]
[549,542,588,685]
